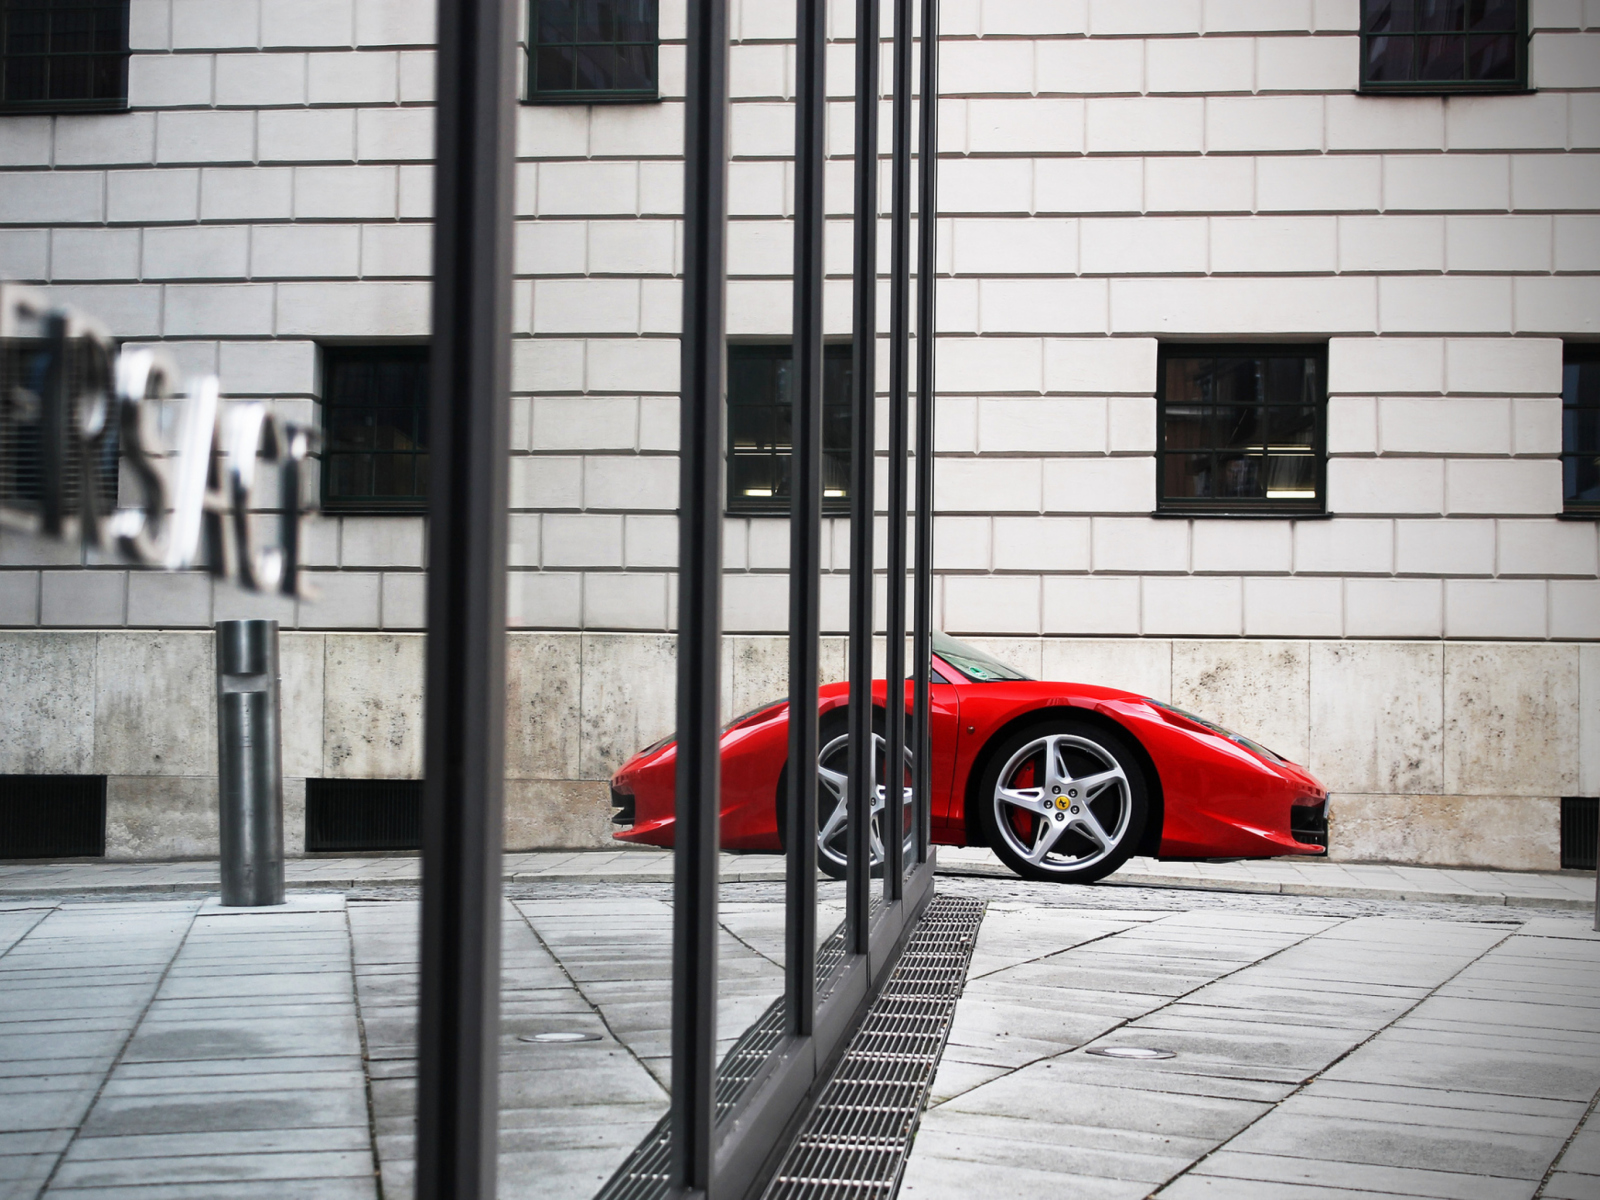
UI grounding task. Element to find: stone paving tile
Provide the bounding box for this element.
[1182,1150,1535,1200]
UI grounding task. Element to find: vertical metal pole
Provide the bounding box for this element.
[883,0,913,899]
[215,619,285,908]
[40,313,68,537]
[847,0,882,953]
[786,0,826,1036]
[911,0,940,865]
[673,0,729,1188]
[415,0,516,1189]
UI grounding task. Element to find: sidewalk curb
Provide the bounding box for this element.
[3,865,1590,909]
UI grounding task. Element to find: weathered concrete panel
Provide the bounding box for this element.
[728,635,791,720]
[93,631,215,776]
[580,633,675,778]
[0,631,96,774]
[323,633,424,778]
[1173,640,1310,765]
[1309,641,1444,794]
[105,774,218,858]
[1443,642,1578,796]
[1329,792,1559,871]
[504,779,611,850]
[279,632,325,781]
[505,633,582,779]
[1041,638,1172,702]
[283,775,306,857]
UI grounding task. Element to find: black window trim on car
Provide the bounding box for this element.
[318,342,430,517]
[1357,0,1530,96]
[0,0,130,114]
[1154,341,1330,520]
[1562,341,1600,520]
[726,339,853,519]
[524,0,659,106]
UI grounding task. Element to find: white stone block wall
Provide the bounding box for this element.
[0,0,1598,867]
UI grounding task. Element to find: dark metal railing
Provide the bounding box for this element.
[417,0,939,1191]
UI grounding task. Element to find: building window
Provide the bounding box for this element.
[727,342,852,517]
[1564,346,1600,516]
[0,0,128,113]
[1360,0,1527,93]
[321,346,429,514]
[526,0,657,104]
[1157,345,1327,516]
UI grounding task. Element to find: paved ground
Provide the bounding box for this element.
[0,856,1595,1200]
[2,848,1592,909]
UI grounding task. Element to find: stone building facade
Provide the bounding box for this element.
[0,0,1597,869]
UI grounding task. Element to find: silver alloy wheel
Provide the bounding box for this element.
[816,731,915,876]
[991,733,1131,872]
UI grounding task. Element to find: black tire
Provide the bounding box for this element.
[976,717,1148,885]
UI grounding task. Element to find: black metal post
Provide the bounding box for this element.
[672,0,729,1188]
[786,0,826,1036]
[846,0,882,955]
[415,0,516,1191]
[883,0,914,899]
[215,619,285,908]
[912,0,940,864]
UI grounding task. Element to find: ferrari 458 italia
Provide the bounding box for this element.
[610,633,1329,884]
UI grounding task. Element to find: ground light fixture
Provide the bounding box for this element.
[518,1031,603,1044]
[1087,1046,1178,1060]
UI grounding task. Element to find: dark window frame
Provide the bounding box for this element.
[319,343,430,516]
[1563,343,1600,518]
[1358,0,1529,96]
[1156,342,1329,519]
[726,340,853,518]
[0,0,129,114]
[524,0,659,106]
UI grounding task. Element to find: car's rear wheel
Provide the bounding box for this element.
[815,721,914,880]
[978,718,1147,884]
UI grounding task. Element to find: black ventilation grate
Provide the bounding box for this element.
[305,779,423,852]
[594,899,985,1200]
[0,775,106,858]
[761,896,984,1199]
[1561,797,1598,871]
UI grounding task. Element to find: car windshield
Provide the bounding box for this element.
[931,632,1031,682]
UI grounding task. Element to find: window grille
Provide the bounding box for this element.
[526,0,658,103]
[0,775,105,858]
[1157,345,1327,516]
[0,334,120,520]
[1564,346,1600,516]
[320,345,429,514]
[1561,797,1597,871]
[305,779,423,853]
[1359,0,1527,93]
[0,0,127,112]
[727,342,852,517]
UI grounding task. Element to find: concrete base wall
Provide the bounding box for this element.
[1,630,1593,871]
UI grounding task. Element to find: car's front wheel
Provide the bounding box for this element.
[978,718,1147,884]
[815,725,914,880]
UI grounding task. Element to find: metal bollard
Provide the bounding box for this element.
[216,619,285,906]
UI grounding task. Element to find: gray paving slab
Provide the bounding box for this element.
[1184,1150,1536,1200]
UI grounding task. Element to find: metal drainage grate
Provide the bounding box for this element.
[594,898,983,1200]
[761,895,985,1200]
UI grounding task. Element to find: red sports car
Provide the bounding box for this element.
[610,633,1329,884]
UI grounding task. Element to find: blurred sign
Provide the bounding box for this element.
[0,283,319,598]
